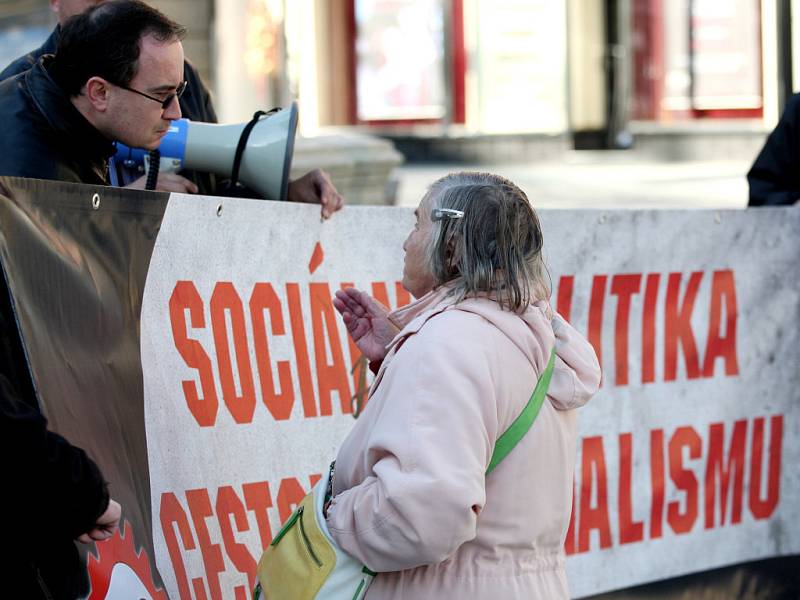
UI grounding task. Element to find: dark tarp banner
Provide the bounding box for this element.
[0,176,169,596]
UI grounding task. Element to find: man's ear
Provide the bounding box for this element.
[84,77,110,111]
[49,0,61,15]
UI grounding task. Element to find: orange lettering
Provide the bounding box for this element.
[611,274,641,386]
[702,270,740,377]
[186,488,226,600]
[704,420,747,528]
[395,282,412,307]
[642,273,659,384]
[216,487,257,598]
[649,429,665,539]
[243,482,274,546]
[578,436,612,551]
[160,492,196,600]
[286,283,316,417]
[667,426,701,534]
[371,282,391,307]
[310,283,351,416]
[618,432,644,544]
[210,283,256,424]
[588,276,608,373]
[169,281,218,427]
[664,272,703,381]
[557,275,574,323]
[749,415,783,519]
[250,283,294,420]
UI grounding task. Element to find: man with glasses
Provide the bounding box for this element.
[0,0,344,217]
[0,0,192,190]
[0,0,218,196]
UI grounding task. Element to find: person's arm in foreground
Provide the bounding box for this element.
[0,376,120,542]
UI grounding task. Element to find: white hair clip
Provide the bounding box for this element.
[431,208,465,221]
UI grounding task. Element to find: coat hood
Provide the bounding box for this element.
[389,286,601,411]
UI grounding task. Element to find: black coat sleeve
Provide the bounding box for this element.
[0,376,109,540]
[747,94,800,206]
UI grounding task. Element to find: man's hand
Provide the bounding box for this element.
[77,498,121,544]
[333,288,399,362]
[126,173,199,193]
[287,169,344,219]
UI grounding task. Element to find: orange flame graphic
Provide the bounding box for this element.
[87,520,168,600]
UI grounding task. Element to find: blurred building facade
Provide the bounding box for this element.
[1,0,798,163]
[203,0,800,163]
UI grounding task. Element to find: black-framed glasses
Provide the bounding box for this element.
[116,80,187,110]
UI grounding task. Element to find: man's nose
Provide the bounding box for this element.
[163,96,182,120]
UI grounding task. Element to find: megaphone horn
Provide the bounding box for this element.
[112,102,299,201]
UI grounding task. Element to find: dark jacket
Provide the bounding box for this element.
[0,57,114,184]
[0,376,109,600]
[0,26,220,194]
[748,93,800,206]
[0,47,113,598]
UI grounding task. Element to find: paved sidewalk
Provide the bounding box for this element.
[392,152,752,210]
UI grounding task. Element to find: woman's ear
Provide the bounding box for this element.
[84,77,110,111]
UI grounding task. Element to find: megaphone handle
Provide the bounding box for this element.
[145,149,161,191]
[229,110,270,188]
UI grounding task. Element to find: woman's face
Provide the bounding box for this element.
[402,194,436,298]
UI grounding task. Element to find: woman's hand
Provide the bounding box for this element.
[333,288,399,362]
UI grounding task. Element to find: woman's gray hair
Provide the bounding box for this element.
[425,172,550,312]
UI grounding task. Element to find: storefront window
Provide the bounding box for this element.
[354,0,447,122]
[632,0,762,121]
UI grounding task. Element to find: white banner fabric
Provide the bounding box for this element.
[140,195,800,599]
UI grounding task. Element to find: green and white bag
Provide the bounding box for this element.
[254,348,555,599]
[253,464,375,600]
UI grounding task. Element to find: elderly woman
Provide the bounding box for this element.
[329,172,601,599]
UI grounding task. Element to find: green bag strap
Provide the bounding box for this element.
[485,347,556,475]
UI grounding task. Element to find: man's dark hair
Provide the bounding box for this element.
[51,0,186,96]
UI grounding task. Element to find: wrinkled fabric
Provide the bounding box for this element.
[327,285,601,599]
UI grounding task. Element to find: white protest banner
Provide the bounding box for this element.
[139,195,799,599]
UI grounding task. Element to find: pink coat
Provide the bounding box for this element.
[326,286,601,599]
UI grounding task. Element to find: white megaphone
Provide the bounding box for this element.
[112,102,298,200]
